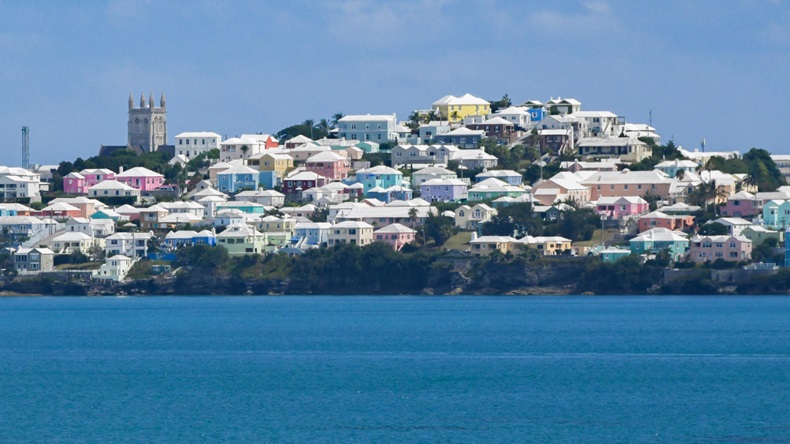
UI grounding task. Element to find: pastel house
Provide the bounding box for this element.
[475,170,523,186]
[355,166,404,193]
[638,211,695,232]
[292,221,332,249]
[420,178,468,202]
[115,167,165,191]
[216,165,260,193]
[305,151,351,181]
[470,235,518,257]
[454,203,496,230]
[595,196,649,219]
[629,227,690,261]
[688,234,752,263]
[216,223,266,255]
[373,223,416,251]
[328,221,374,247]
[720,191,757,218]
[62,172,87,194]
[468,178,526,202]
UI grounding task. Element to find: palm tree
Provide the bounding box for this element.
[408,207,418,228]
[240,145,249,162]
[675,169,685,181]
[427,110,439,123]
[317,119,330,138]
[303,119,315,139]
[450,111,460,123]
[330,113,345,129]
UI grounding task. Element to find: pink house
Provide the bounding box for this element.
[689,234,752,263]
[305,151,351,181]
[373,223,416,251]
[116,166,165,191]
[63,172,87,194]
[720,191,757,218]
[595,196,649,219]
[638,211,695,232]
[63,168,117,195]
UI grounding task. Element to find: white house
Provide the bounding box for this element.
[175,131,222,158]
[94,255,134,282]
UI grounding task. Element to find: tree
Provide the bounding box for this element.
[408,207,418,228]
[698,222,729,236]
[423,213,454,246]
[240,145,249,161]
[330,113,345,129]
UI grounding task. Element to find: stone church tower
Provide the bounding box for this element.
[128,92,167,152]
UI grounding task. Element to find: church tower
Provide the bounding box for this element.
[128,91,167,152]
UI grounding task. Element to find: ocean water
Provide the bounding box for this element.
[1,296,789,443]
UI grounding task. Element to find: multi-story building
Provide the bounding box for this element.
[689,235,752,263]
[174,132,222,158]
[328,221,374,247]
[337,114,398,143]
[432,94,491,123]
[0,166,41,202]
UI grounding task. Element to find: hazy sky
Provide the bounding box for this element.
[1,0,789,166]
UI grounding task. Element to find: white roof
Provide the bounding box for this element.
[631,227,689,243]
[306,151,347,163]
[471,235,518,243]
[433,93,489,106]
[334,221,374,229]
[88,180,138,191]
[374,223,417,234]
[420,178,468,187]
[116,167,163,178]
[217,164,258,175]
[286,171,325,181]
[43,202,80,212]
[175,131,221,138]
[53,232,93,242]
[357,165,401,175]
[338,114,396,122]
[581,170,672,185]
[442,127,486,137]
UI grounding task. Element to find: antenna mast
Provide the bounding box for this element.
[22,126,29,169]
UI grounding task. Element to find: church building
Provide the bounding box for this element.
[128,92,167,153]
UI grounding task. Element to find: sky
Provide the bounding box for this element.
[1,0,789,166]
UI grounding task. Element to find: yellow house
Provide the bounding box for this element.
[432,93,491,123]
[469,235,518,257]
[518,235,573,256]
[250,152,294,176]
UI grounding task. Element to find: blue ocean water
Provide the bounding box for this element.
[1,296,789,443]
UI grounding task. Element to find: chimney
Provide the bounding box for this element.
[119,166,124,174]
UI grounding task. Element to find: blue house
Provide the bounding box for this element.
[164,230,217,250]
[434,127,485,149]
[217,165,260,193]
[259,171,281,190]
[367,186,413,203]
[355,165,404,193]
[292,221,332,249]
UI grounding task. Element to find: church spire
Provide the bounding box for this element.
[129,92,134,110]
[160,91,166,109]
[140,92,146,108]
[149,92,154,108]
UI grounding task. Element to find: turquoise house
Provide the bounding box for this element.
[355,165,404,193]
[600,247,632,263]
[629,227,689,261]
[762,200,790,229]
